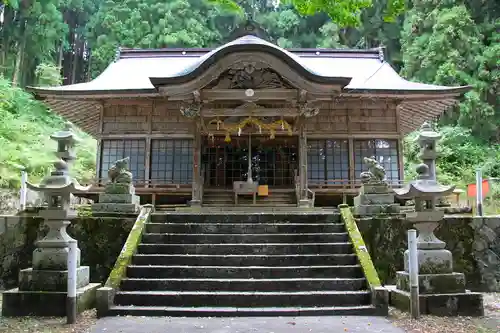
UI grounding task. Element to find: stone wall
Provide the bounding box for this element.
[0,213,498,292]
[0,214,134,289]
[357,215,500,292]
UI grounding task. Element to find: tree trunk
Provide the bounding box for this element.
[71,36,79,84]
[12,21,26,86]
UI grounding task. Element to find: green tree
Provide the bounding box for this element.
[86,0,223,75]
[401,2,499,142]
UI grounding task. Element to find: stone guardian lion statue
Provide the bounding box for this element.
[359,156,386,184]
[107,157,133,184]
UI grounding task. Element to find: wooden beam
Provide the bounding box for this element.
[99,133,194,139]
[199,89,299,101]
[202,107,299,117]
[308,133,401,139]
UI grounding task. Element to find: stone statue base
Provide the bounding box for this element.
[353,183,400,216]
[389,276,483,317]
[2,283,100,317]
[92,183,139,214]
[2,266,99,316]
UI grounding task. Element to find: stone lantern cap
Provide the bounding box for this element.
[394,164,455,200]
[417,122,441,143]
[26,158,90,194]
[49,121,80,144]
[26,177,91,194]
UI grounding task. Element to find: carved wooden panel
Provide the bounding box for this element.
[102,105,149,134]
[152,102,193,133]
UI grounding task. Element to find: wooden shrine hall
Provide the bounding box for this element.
[28,32,469,207]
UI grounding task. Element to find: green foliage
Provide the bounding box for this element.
[0,77,96,189]
[86,0,223,75]
[34,63,62,87]
[208,0,405,26]
[401,2,499,142]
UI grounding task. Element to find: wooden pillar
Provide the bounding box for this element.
[95,139,102,185]
[298,125,309,206]
[145,137,151,188]
[190,122,202,206]
[348,137,355,188]
[398,137,405,184]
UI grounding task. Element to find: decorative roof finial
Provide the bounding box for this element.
[378,45,385,62]
[114,46,122,62]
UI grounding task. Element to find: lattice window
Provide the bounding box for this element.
[100,139,146,181]
[307,139,349,184]
[150,139,193,184]
[354,139,399,181]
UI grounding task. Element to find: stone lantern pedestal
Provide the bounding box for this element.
[389,208,484,316]
[2,123,100,317]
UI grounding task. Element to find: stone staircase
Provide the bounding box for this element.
[202,189,296,207]
[107,213,382,316]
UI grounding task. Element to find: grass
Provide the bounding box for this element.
[0,77,96,190]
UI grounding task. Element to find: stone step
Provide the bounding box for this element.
[126,265,363,279]
[114,290,371,307]
[137,242,354,255]
[107,305,380,317]
[120,277,367,292]
[132,253,358,266]
[145,222,346,234]
[202,203,297,207]
[149,214,340,224]
[141,232,350,244]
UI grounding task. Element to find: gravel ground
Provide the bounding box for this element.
[0,309,97,333]
[390,293,500,333]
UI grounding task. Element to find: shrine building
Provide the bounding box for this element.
[28,31,469,207]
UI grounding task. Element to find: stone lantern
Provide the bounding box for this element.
[394,163,455,274]
[389,124,484,317]
[2,123,100,317]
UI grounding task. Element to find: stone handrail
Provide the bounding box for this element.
[96,205,153,316]
[338,204,381,287]
[338,204,388,315]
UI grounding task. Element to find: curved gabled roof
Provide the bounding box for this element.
[29,34,469,96]
[149,35,351,87]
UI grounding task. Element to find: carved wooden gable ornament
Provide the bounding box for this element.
[210,62,293,90]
